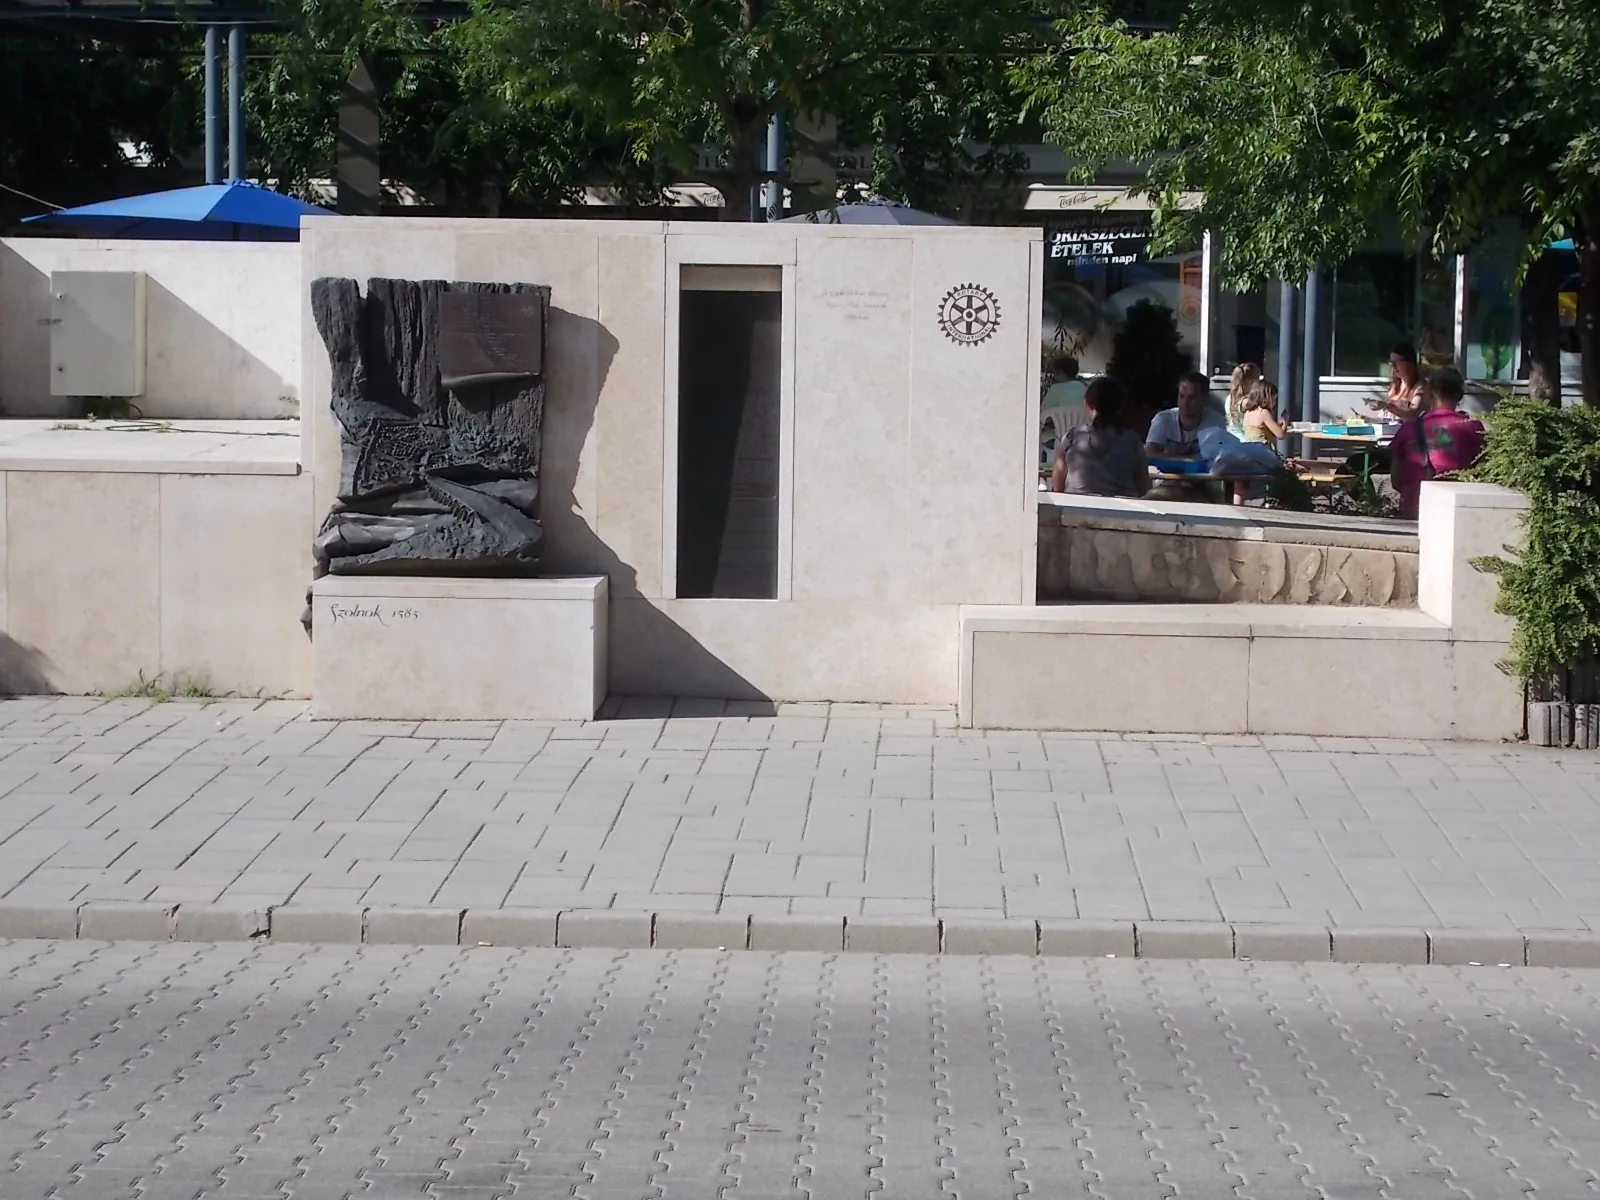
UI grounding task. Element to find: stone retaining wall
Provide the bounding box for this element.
[1038,496,1419,607]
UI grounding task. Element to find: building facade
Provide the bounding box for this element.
[1022,178,1583,415]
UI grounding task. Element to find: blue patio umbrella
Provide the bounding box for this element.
[21,181,331,241]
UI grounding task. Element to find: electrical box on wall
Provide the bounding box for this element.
[49,270,147,398]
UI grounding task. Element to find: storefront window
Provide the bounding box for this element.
[1418,256,1457,371]
[1211,278,1291,387]
[1324,250,1457,377]
[1465,231,1520,382]
[1213,244,1462,383]
[1326,253,1407,376]
[1039,214,1201,377]
[1559,251,1583,386]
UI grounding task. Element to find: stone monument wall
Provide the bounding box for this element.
[300,218,1043,704]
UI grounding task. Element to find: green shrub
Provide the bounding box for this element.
[1107,300,1192,427]
[1468,397,1600,690]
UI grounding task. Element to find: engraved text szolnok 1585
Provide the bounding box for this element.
[328,603,419,626]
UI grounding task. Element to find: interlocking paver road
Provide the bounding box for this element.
[2,695,1600,931]
[5,938,1600,1197]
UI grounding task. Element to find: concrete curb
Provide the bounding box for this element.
[0,902,1593,968]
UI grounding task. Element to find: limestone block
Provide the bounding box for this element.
[311,574,606,720]
[1417,481,1529,640]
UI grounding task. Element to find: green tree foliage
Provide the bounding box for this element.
[2,6,666,226]
[7,0,1050,225]
[822,51,1031,221]
[1015,0,1600,405]
[0,31,198,229]
[456,0,1049,219]
[239,2,668,211]
[1471,397,1600,687]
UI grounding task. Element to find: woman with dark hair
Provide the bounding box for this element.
[1049,376,1151,498]
[1371,342,1423,419]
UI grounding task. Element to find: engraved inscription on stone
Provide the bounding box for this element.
[327,602,420,625]
[822,288,891,320]
[438,291,545,390]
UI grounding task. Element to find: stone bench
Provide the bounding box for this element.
[1038,492,1418,607]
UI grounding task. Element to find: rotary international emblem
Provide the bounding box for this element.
[937,283,1002,346]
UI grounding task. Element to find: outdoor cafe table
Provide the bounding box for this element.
[1147,467,1271,503]
[1292,423,1394,463]
[1035,467,1268,500]
[1293,427,1387,443]
[1147,465,1355,503]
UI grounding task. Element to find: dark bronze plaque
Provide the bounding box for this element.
[438,290,544,390]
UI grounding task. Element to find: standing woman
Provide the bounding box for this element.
[1372,342,1423,420]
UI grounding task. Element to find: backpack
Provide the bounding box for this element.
[1412,412,1438,479]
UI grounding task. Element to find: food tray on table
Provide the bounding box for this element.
[1148,457,1206,475]
[1321,423,1374,436]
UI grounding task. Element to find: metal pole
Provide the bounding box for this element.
[1452,252,1467,369]
[749,134,763,223]
[762,113,784,222]
[338,60,382,215]
[1301,266,1323,427]
[227,26,246,181]
[203,26,221,184]
[1277,278,1298,456]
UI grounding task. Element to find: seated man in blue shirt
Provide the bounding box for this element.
[1146,371,1227,458]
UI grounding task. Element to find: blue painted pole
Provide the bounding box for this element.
[1277,278,1298,456]
[203,26,221,183]
[227,26,246,181]
[1301,267,1323,426]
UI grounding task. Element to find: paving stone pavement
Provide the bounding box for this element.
[6,938,1600,1198]
[3,695,1600,939]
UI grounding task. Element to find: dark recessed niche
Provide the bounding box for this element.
[676,268,782,600]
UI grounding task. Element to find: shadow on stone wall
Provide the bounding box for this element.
[542,309,619,584]
[0,246,294,419]
[0,634,55,696]
[145,277,295,419]
[609,603,775,703]
[528,309,772,705]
